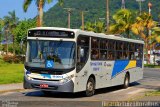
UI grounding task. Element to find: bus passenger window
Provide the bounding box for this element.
[123,51,129,59]
[91,38,99,48]
[100,50,107,60]
[91,49,99,60]
[108,51,115,60]
[116,51,123,59]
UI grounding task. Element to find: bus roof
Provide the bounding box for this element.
[29,27,144,44]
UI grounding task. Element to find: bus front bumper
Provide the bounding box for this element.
[24,75,74,92]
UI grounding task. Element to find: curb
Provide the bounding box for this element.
[0,89,26,94]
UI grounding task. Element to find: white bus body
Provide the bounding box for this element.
[24,27,144,96]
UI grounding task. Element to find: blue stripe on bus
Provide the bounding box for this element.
[111,60,129,78]
[111,60,142,78]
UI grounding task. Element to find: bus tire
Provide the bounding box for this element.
[123,73,130,89]
[23,77,32,89]
[85,77,95,97]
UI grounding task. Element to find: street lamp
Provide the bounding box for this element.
[148,2,152,16]
[148,2,152,64]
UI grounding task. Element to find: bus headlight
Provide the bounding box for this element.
[26,71,31,75]
[60,74,74,83]
[25,71,33,80]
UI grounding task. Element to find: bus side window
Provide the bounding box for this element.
[91,37,100,60]
[135,44,143,60]
[100,39,108,60]
[123,42,129,59]
[76,35,89,72]
[108,40,115,60]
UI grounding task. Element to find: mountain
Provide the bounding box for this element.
[43,0,160,29]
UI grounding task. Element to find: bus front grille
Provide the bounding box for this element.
[33,78,60,81]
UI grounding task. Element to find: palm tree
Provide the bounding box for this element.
[23,0,63,27]
[3,11,19,55]
[132,12,155,64]
[109,9,135,38]
[150,27,160,47]
[84,21,105,33]
[3,16,10,55]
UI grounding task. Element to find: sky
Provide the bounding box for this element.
[0,0,57,20]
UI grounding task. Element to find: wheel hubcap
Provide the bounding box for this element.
[125,77,128,86]
[87,82,93,91]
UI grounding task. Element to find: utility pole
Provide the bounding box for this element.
[121,0,126,9]
[64,8,74,28]
[81,10,88,30]
[81,11,84,30]
[106,0,109,32]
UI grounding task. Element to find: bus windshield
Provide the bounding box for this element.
[26,40,75,69]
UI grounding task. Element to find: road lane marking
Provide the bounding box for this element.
[127,89,144,95]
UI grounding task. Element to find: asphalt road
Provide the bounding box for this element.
[0,68,159,107]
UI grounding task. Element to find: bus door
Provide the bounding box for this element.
[76,35,90,91]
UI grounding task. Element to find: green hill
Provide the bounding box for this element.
[43,0,160,29]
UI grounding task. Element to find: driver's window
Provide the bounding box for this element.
[76,35,89,73]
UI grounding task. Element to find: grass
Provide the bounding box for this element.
[0,58,24,84]
[145,90,160,96]
[144,64,160,68]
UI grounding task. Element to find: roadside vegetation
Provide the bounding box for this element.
[0,58,23,84]
[145,90,160,96]
[144,64,160,68]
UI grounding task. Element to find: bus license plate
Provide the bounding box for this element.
[40,84,48,88]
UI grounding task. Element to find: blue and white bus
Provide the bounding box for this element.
[24,27,144,96]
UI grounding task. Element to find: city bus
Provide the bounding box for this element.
[24,27,144,96]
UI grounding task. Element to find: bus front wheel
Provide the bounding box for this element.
[85,77,95,97]
[23,77,32,89]
[123,73,130,89]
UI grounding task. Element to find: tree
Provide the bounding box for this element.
[3,11,19,55]
[0,19,4,42]
[150,27,160,47]
[23,0,63,27]
[0,19,4,51]
[84,21,105,33]
[132,12,155,64]
[12,19,36,54]
[13,19,36,43]
[109,9,136,38]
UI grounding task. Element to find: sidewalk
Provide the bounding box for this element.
[0,83,23,92]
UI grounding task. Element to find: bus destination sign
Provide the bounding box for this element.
[28,30,75,38]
